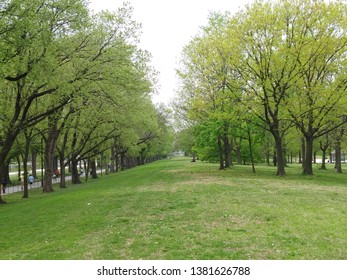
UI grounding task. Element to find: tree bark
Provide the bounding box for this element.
[274,135,286,176]
[335,142,342,173]
[247,128,256,173]
[43,121,60,193]
[302,137,314,175]
[217,136,224,170]
[319,135,330,170]
[120,153,125,171]
[71,159,81,184]
[90,158,98,179]
[301,138,306,170]
[22,131,32,198]
[59,154,66,188]
[223,135,232,168]
[31,149,37,178]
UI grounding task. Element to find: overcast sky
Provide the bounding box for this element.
[88,0,254,105]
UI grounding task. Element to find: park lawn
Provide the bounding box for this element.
[0,157,346,260]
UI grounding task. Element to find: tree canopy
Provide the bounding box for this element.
[174,0,347,175]
[0,0,174,204]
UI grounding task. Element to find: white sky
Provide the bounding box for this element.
[88,0,254,105]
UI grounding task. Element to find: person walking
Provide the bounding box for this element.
[28,174,34,188]
[1,178,6,194]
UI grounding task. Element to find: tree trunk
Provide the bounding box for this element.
[247,128,256,173]
[71,159,81,184]
[223,135,232,168]
[301,138,306,170]
[110,146,116,173]
[274,135,286,176]
[58,131,69,188]
[31,149,37,178]
[273,149,277,166]
[319,135,330,170]
[120,153,125,171]
[321,148,327,170]
[22,131,32,198]
[236,145,242,165]
[85,160,89,182]
[266,151,270,166]
[59,154,66,188]
[90,158,98,179]
[0,131,19,204]
[16,155,21,182]
[217,136,224,170]
[22,154,29,199]
[43,123,60,193]
[303,137,314,175]
[290,151,293,164]
[115,154,120,172]
[335,142,342,173]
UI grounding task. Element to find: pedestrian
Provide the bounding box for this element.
[1,178,6,194]
[54,169,60,178]
[28,174,34,188]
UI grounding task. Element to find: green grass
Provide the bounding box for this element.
[0,157,346,260]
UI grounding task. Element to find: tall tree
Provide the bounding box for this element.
[0,0,89,203]
[285,0,347,175]
[226,1,303,176]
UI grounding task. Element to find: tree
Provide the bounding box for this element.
[285,0,347,175]
[226,1,304,176]
[176,12,242,169]
[0,0,90,202]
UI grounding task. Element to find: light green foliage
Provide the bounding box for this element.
[0,1,170,200]
[177,0,347,174]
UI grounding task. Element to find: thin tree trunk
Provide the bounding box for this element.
[236,139,242,165]
[247,128,256,173]
[217,136,224,170]
[59,154,66,188]
[335,142,342,173]
[301,138,306,170]
[22,131,32,198]
[31,149,37,178]
[321,149,327,170]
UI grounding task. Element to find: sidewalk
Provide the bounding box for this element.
[1,175,74,195]
[1,169,104,196]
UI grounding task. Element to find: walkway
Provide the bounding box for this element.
[1,168,106,196]
[1,174,75,196]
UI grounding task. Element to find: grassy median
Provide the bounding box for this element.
[0,157,346,260]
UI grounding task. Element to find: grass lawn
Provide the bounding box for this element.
[0,157,346,260]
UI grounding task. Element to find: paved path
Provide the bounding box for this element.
[1,168,106,196]
[1,174,76,195]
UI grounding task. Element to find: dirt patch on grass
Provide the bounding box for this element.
[137,184,179,193]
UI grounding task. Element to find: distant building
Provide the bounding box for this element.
[330,150,346,163]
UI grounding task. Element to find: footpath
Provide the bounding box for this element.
[1,168,106,196]
[1,174,76,196]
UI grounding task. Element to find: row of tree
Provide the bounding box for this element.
[0,0,174,204]
[174,0,347,176]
